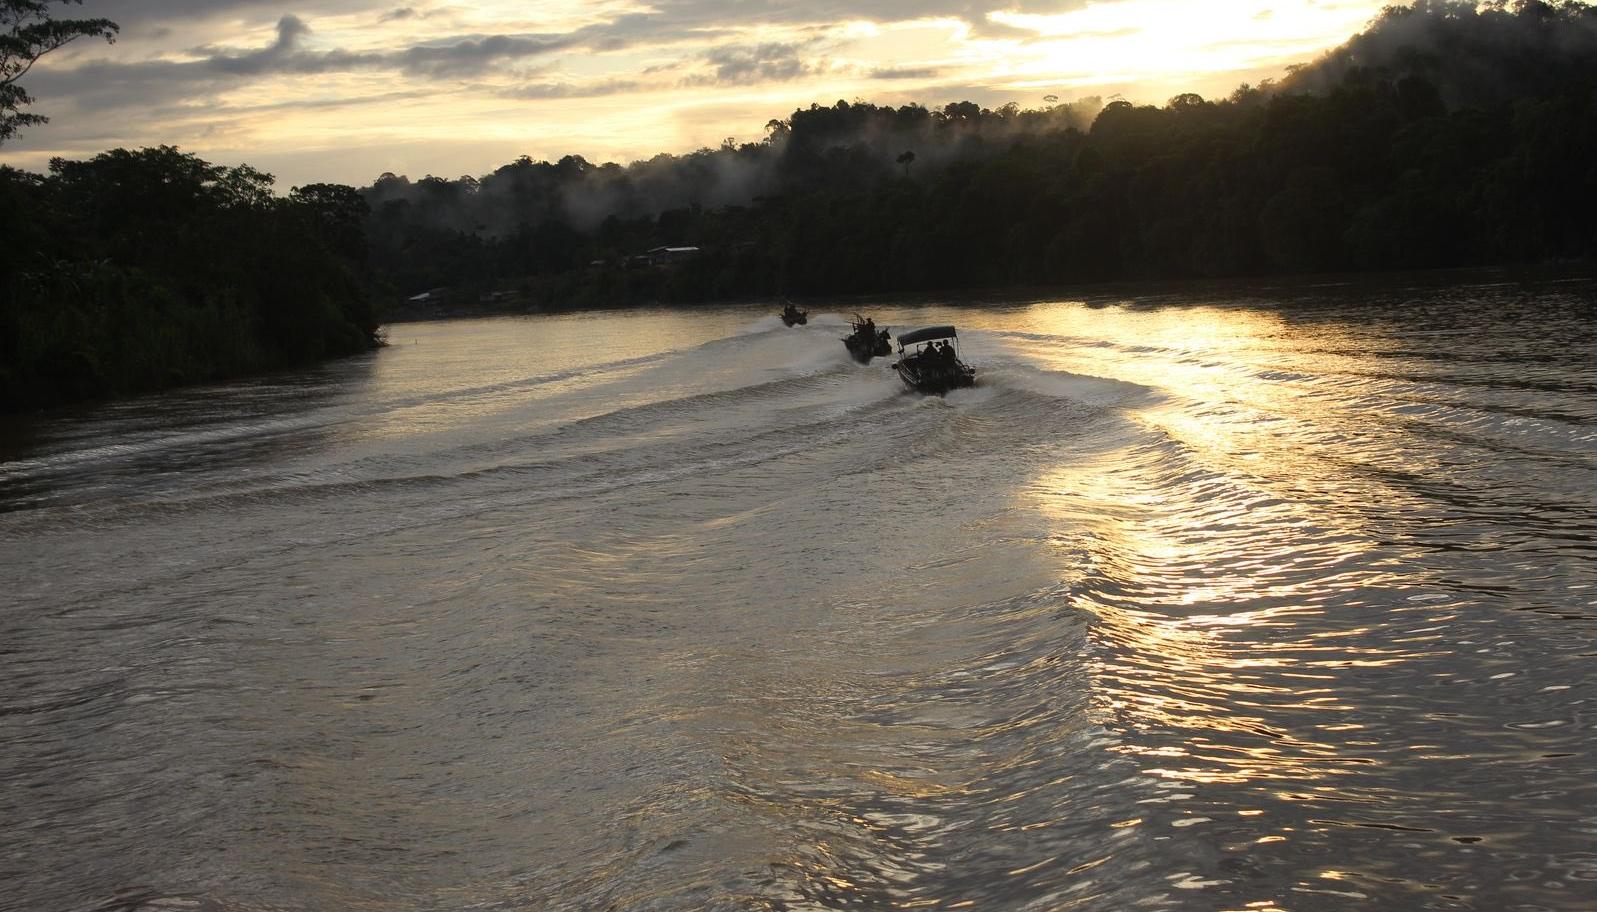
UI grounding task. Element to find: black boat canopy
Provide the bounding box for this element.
[897,326,958,346]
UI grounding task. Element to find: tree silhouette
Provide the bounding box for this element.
[896,150,916,178]
[0,0,118,146]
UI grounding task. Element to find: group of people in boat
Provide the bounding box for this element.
[912,340,959,364]
[846,317,893,357]
[777,303,975,393]
[891,324,975,392]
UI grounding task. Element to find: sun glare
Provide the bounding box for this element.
[993,0,1381,85]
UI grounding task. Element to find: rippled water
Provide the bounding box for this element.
[4,277,1597,912]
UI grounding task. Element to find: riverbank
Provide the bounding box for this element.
[0,150,381,415]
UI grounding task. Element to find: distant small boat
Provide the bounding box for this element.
[843,314,892,363]
[780,302,808,327]
[893,326,975,394]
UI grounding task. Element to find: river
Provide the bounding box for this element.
[3,277,1596,911]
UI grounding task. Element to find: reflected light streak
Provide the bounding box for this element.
[1018,300,1438,795]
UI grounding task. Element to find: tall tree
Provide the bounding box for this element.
[1,0,117,146]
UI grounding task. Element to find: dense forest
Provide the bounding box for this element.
[0,148,380,410]
[365,0,1597,307]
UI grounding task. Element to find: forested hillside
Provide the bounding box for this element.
[363,1,1597,306]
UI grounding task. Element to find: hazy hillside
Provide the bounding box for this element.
[361,1,1597,306]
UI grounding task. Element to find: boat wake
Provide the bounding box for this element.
[6,288,1597,912]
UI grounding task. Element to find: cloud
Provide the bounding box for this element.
[29,14,583,108]
[398,33,580,76]
[76,0,1069,47]
[51,1,1086,104]
[596,0,1089,34]
[201,14,312,75]
[24,4,824,136]
[699,42,821,84]
[869,65,947,80]
[80,0,383,27]
[499,78,645,100]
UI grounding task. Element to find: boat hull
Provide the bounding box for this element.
[844,335,892,363]
[893,359,976,395]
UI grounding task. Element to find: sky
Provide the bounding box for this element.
[1,0,1388,188]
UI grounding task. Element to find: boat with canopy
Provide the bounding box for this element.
[892,325,975,394]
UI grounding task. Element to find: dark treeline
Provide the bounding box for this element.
[1,148,380,410]
[365,97,1105,300]
[367,0,1597,307]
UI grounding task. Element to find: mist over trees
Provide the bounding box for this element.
[363,97,1106,296]
[1280,0,1597,106]
[366,0,1597,305]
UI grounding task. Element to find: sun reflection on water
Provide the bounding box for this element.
[974,286,1597,906]
[1012,298,1523,869]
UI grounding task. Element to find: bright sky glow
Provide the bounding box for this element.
[0,0,1388,188]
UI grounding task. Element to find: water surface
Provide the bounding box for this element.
[4,280,1597,911]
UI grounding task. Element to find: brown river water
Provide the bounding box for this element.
[3,277,1597,911]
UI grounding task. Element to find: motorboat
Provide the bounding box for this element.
[892,325,976,394]
[780,302,808,326]
[843,314,892,363]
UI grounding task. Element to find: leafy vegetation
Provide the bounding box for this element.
[0,147,379,410]
[1,0,117,144]
[364,1,1597,306]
